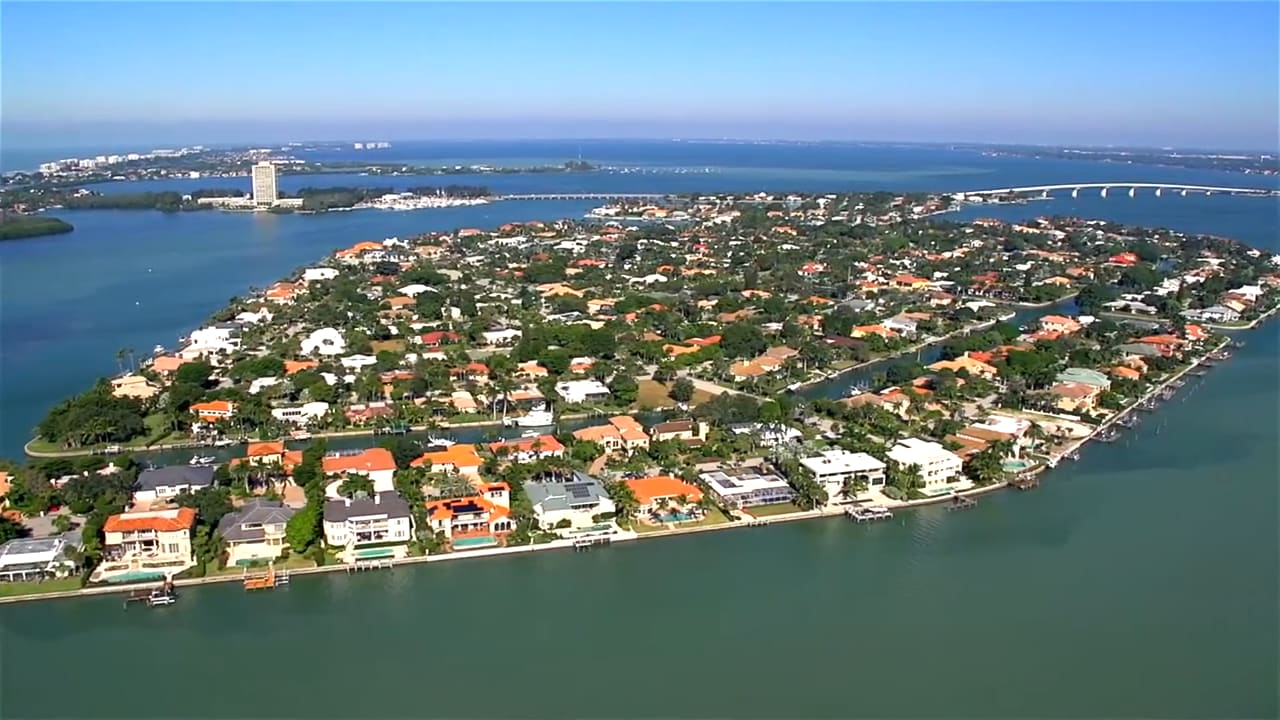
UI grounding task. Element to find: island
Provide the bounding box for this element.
[2,190,1276,601]
[0,211,74,240]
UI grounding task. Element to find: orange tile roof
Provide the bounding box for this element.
[246,441,285,457]
[488,435,565,455]
[412,444,483,470]
[625,475,703,506]
[322,448,396,475]
[152,355,189,373]
[425,493,511,524]
[104,507,197,533]
[284,360,319,375]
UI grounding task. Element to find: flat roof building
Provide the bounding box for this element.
[798,449,887,503]
[252,161,278,206]
[700,467,796,509]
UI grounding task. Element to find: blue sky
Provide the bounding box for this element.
[3,2,1277,150]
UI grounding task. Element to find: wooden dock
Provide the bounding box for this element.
[243,564,289,591]
[1009,474,1040,490]
[946,495,978,511]
[347,559,394,572]
[574,536,612,551]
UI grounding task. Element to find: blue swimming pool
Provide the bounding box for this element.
[452,536,498,549]
[656,511,695,523]
[104,571,166,584]
[1003,459,1034,472]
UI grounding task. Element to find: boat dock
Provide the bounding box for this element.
[122,577,176,609]
[574,536,612,551]
[846,505,894,522]
[946,495,978,511]
[243,564,289,591]
[347,559,394,572]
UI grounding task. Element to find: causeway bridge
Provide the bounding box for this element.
[955,182,1279,199]
[495,192,669,201]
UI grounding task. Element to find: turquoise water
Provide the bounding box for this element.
[656,511,696,522]
[1003,459,1034,472]
[0,144,1276,716]
[353,548,396,559]
[451,536,497,549]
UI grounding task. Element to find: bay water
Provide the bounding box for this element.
[0,143,1275,717]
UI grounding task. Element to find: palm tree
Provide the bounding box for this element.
[840,475,868,502]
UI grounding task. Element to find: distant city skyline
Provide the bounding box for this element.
[3,2,1277,151]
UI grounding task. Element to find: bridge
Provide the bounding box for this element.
[955,182,1278,200]
[495,192,669,201]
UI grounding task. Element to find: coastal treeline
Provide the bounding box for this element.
[36,380,149,448]
[0,213,74,240]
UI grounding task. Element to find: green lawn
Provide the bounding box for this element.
[0,577,82,598]
[634,379,713,410]
[680,506,731,527]
[745,502,803,517]
[447,413,492,424]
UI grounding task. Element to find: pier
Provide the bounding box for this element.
[846,505,894,522]
[574,536,612,551]
[347,559,394,572]
[243,564,289,591]
[946,495,978,511]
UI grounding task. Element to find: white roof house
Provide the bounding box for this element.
[887,438,964,494]
[340,354,377,370]
[398,283,432,297]
[301,328,346,356]
[302,267,339,282]
[0,533,84,581]
[271,402,331,426]
[554,379,612,405]
[700,468,796,508]
[799,449,887,502]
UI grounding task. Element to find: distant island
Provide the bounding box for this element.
[0,212,74,240]
[962,145,1279,176]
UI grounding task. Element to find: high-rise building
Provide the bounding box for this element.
[251,161,278,206]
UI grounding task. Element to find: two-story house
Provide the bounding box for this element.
[424,483,513,549]
[798,449,887,503]
[322,491,414,563]
[217,499,297,566]
[133,466,215,506]
[102,507,197,569]
[649,419,708,446]
[887,438,965,494]
[525,473,616,532]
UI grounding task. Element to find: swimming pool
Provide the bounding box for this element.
[353,548,395,559]
[104,570,166,584]
[1003,459,1034,472]
[656,511,695,523]
[452,536,498,549]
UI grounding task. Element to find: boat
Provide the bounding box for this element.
[290,430,312,440]
[124,577,176,609]
[212,438,237,447]
[520,430,541,438]
[846,505,893,522]
[424,435,454,447]
[188,455,216,466]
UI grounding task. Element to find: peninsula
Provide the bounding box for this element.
[1,190,1276,601]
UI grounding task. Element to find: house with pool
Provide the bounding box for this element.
[525,473,615,533]
[92,507,198,583]
[424,483,513,550]
[322,491,414,563]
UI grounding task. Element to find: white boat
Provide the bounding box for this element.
[520,430,541,438]
[290,430,312,440]
[212,438,237,447]
[189,455,216,466]
[424,435,454,447]
[504,409,555,428]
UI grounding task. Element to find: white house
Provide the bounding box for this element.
[302,267,339,282]
[798,449,887,503]
[481,328,523,345]
[134,466,215,505]
[397,283,432,297]
[322,492,414,562]
[554,379,612,405]
[0,534,84,581]
[235,308,273,325]
[271,401,330,426]
[524,473,616,532]
[181,323,241,359]
[700,468,797,508]
[249,376,282,395]
[301,327,347,356]
[887,438,964,494]
[340,354,377,370]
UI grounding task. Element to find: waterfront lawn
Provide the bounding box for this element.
[746,502,803,517]
[447,413,491,424]
[0,577,82,598]
[634,379,713,410]
[681,506,731,527]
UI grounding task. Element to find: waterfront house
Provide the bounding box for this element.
[1047,382,1103,413]
[216,499,296,567]
[134,466,215,506]
[798,449,887,502]
[1117,342,1164,358]
[886,438,965,494]
[1185,305,1240,323]
[411,444,483,477]
[190,400,236,423]
[554,379,612,405]
[321,448,398,493]
[524,473,615,532]
[110,375,159,400]
[625,475,704,514]
[700,467,796,509]
[728,422,804,447]
[882,315,920,335]
[150,355,190,378]
[927,353,999,379]
[102,507,197,569]
[1039,315,1082,335]
[271,401,330,426]
[243,441,286,466]
[488,435,566,464]
[0,533,83,581]
[573,416,651,454]
[649,418,708,445]
[1055,367,1112,389]
[322,491,414,562]
[424,483,513,547]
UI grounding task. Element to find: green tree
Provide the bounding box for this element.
[669,377,696,404]
[285,504,320,551]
